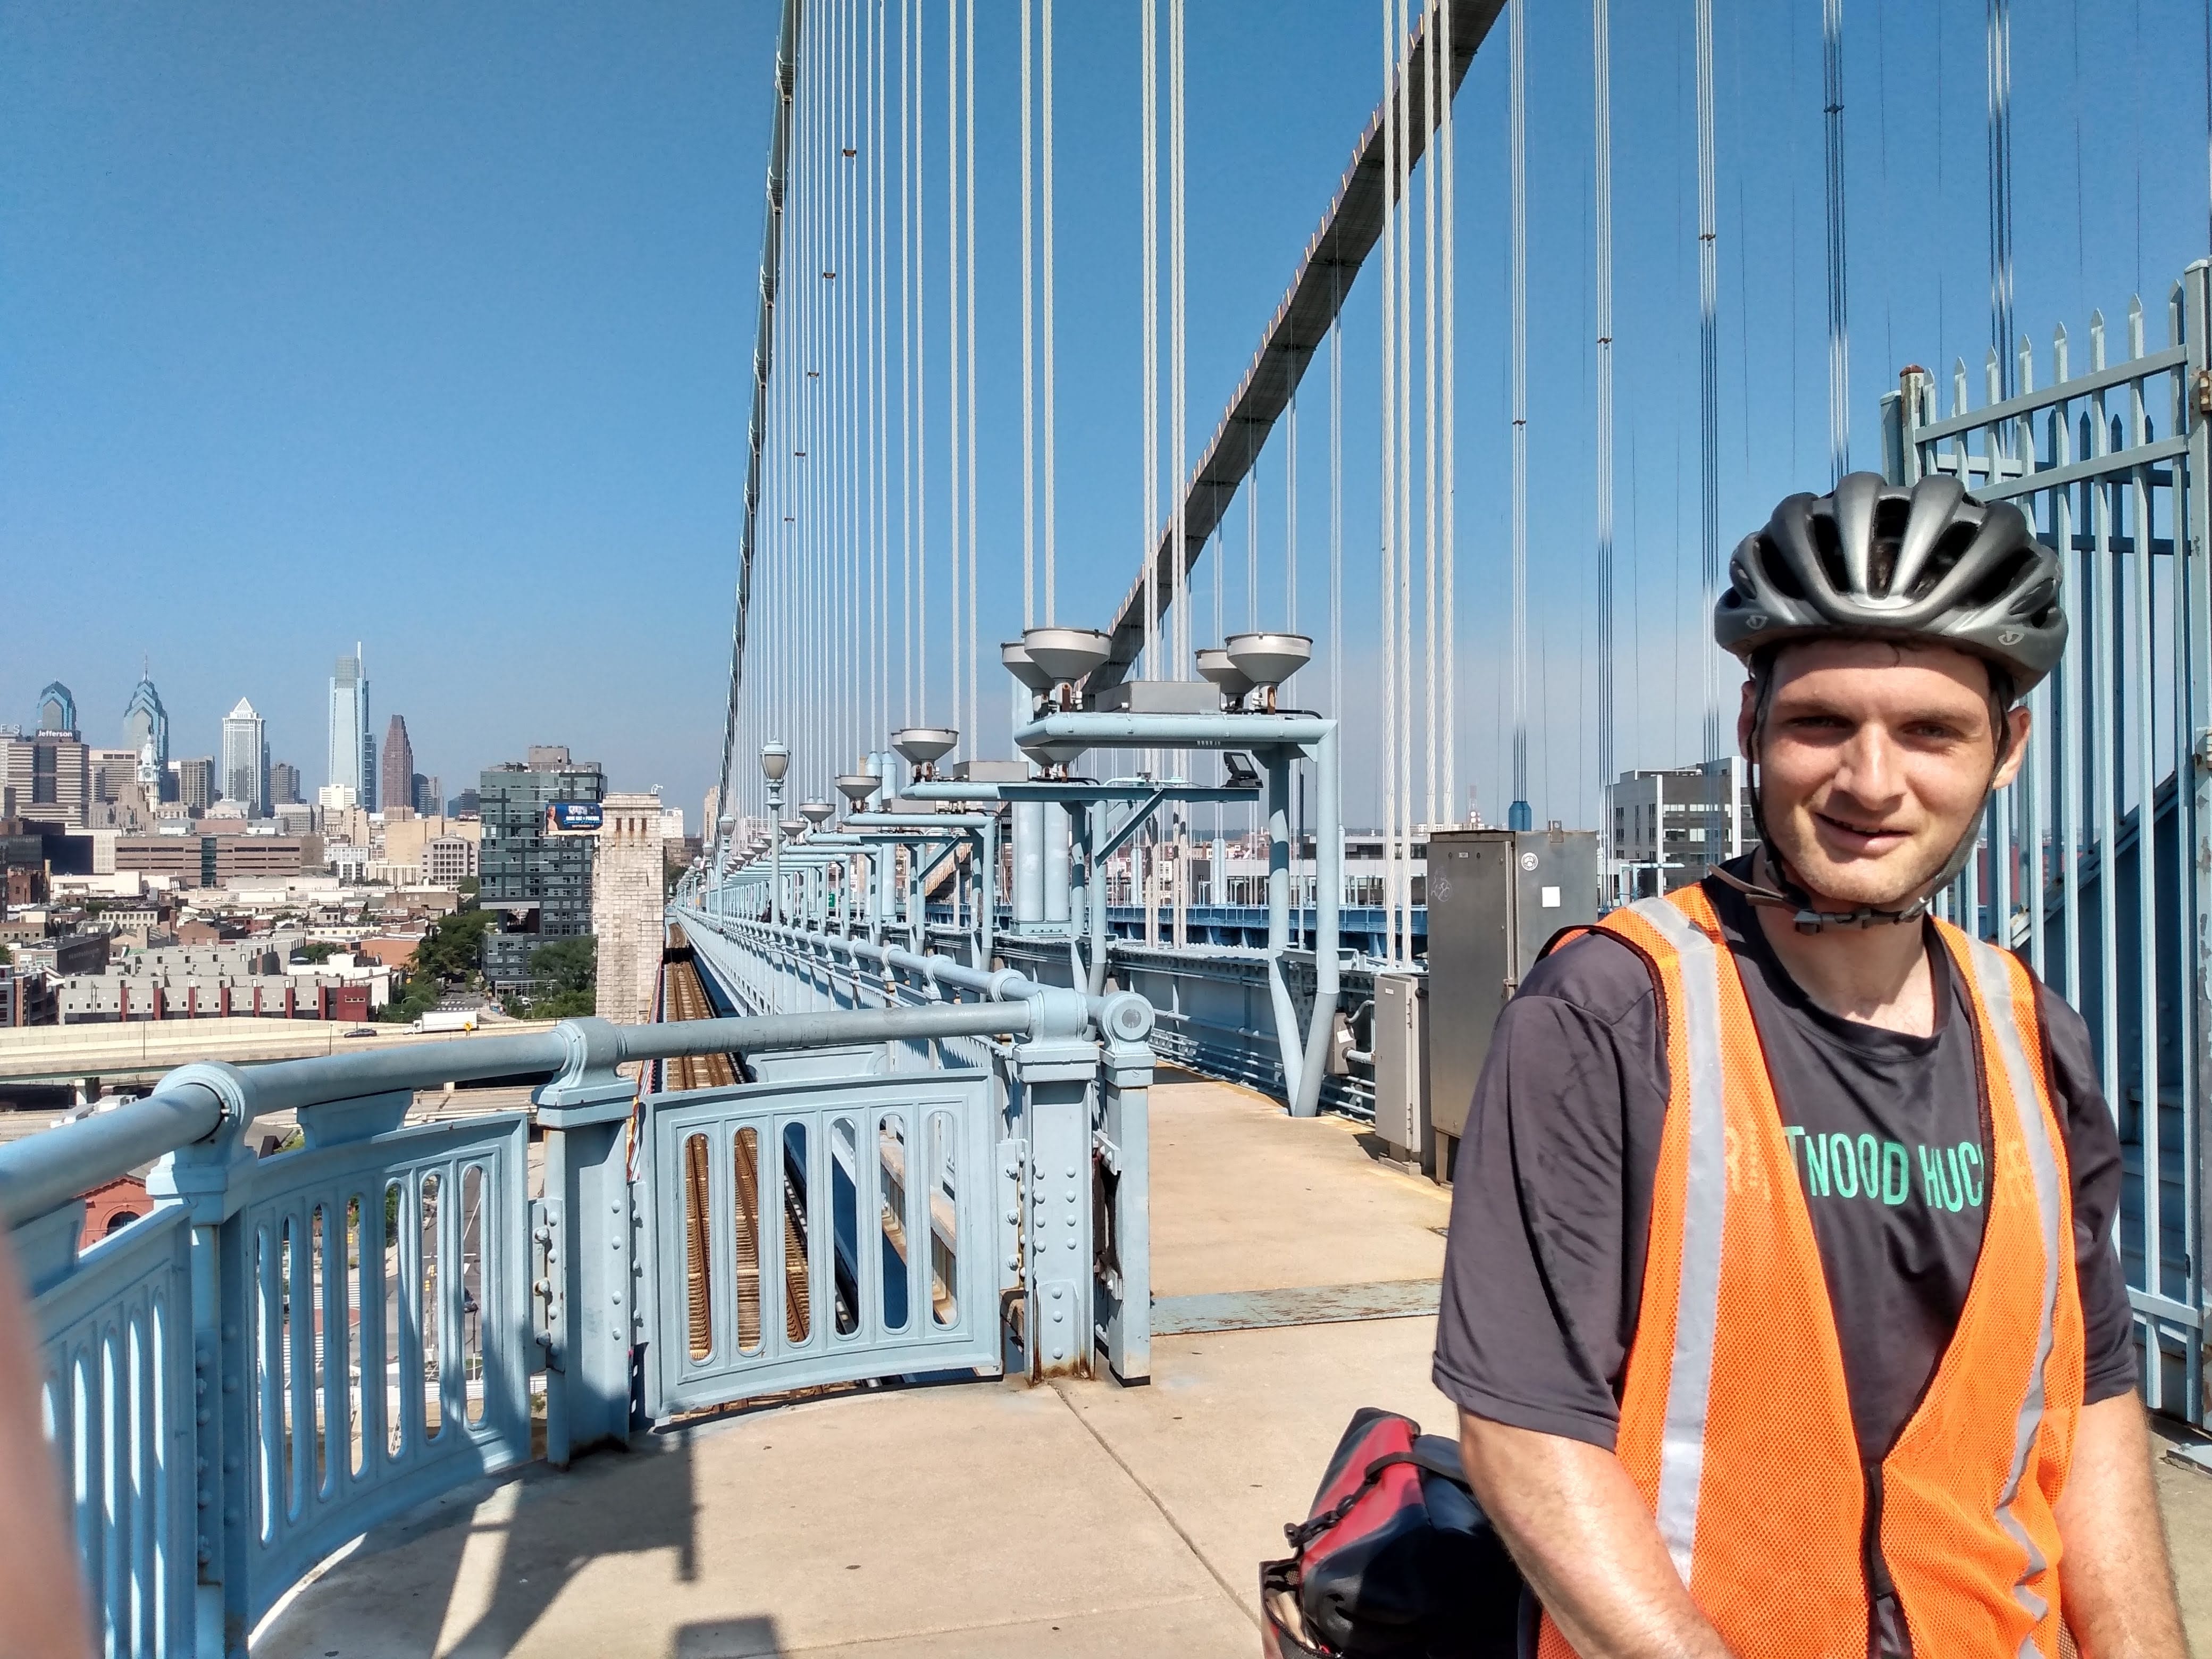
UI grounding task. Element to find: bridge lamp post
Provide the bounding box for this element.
[715,810,736,919]
[761,741,790,926]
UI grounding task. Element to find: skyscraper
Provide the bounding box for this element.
[220,699,269,815]
[171,757,215,814]
[270,761,302,806]
[380,716,415,817]
[328,648,368,801]
[477,748,605,988]
[36,682,76,735]
[121,669,170,798]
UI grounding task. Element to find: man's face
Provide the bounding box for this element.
[1739,639,2030,910]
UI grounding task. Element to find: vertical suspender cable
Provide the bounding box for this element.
[1987,0,2015,396]
[1594,0,1616,882]
[946,0,961,739]
[1440,0,1456,827]
[1424,0,1440,832]
[1286,393,1298,631]
[1508,0,1530,830]
[1396,0,1414,953]
[1170,0,1188,678]
[1371,0,1389,960]
[1696,0,1722,766]
[1330,284,1343,740]
[837,0,852,773]
[1043,0,1058,624]
[1249,455,1260,630]
[964,0,978,747]
[899,0,912,728]
[912,0,928,723]
[1021,0,1035,631]
[874,0,887,747]
[1823,0,1851,483]
[1142,0,1159,684]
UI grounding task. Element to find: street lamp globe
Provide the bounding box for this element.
[760,741,790,783]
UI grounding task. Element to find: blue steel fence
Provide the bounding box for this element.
[669,908,1157,1391]
[1,966,1153,1657]
[1888,261,2212,1422]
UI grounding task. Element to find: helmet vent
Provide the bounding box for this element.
[1867,497,1914,597]
[1755,534,1807,600]
[1916,522,1981,600]
[1810,514,1849,593]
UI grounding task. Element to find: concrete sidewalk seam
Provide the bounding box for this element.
[1048,1379,1260,1632]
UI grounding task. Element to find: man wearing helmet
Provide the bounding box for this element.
[1434,474,2186,1656]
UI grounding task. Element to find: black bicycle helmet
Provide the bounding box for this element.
[1715,471,2066,694]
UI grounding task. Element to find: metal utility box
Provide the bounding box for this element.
[1423,827,1599,1164]
[1372,973,1430,1174]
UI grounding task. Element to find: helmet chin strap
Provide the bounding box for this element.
[1710,758,1984,935]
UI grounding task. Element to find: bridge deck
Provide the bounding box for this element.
[255,1076,2212,1657]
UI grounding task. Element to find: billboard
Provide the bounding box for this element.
[544,801,604,836]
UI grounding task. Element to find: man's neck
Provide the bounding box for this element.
[1750,899,1937,1037]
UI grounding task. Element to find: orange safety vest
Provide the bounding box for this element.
[1536,884,2084,1658]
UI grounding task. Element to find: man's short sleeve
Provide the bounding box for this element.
[2034,982,2140,1405]
[1431,934,1669,1450]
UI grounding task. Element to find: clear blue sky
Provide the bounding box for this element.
[5,1,2206,830]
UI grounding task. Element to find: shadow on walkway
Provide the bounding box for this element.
[264,1431,721,1658]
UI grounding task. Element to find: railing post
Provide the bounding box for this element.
[2184,258,2212,1414]
[1009,988,1099,1380]
[143,1062,257,1657]
[1093,993,1153,1384]
[534,1018,638,1467]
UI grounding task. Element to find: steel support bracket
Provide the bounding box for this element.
[536,1017,638,1124]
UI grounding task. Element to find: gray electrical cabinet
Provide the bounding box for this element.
[1372,973,1430,1174]
[1423,827,1599,1167]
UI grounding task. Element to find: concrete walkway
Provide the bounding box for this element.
[257,1075,2212,1656]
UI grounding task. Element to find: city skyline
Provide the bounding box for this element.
[5,664,657,824]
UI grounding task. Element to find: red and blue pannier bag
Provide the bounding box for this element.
[1260,1407,1527,1658]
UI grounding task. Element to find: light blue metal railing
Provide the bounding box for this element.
[2,967,1154,1657]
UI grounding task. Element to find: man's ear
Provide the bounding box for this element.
[1736,678,1759,757]
[1992,703,2032,790]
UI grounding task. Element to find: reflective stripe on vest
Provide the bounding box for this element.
[1535,886,2082,1659]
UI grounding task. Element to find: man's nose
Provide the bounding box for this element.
[1830,725,1904,808]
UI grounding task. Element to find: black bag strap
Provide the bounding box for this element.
[1284,1438,1475,1552]
[1285,1452,1419,1549]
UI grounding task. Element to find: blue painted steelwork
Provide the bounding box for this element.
[1,962,1152,1653]
[672,905,1156,1389]
[642,1068,1001,1415]
[16,1204,195,1655]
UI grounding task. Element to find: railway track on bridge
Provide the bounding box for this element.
[661,927,810,1351]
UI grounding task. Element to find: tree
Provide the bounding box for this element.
[522,936,596,1019]
[374,906,500,1023]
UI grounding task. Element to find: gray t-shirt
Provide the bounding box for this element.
[1432,874,2136,1464]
